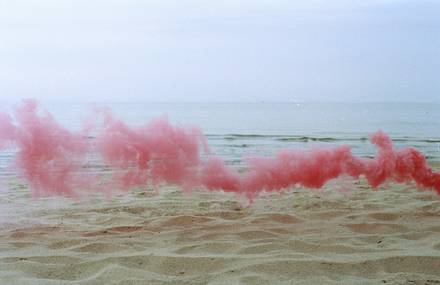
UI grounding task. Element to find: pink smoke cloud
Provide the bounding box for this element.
[96,111,206,192]
[0,100,439,200]
[200,131,440,200]
[0,100,89,197]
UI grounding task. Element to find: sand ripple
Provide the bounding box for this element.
[1,183,440,284]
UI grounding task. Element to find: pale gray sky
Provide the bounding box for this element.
[0,0,439,103]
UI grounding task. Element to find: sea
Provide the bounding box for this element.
[1,101,440,172]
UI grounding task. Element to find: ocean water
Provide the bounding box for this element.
[1,102,440,173]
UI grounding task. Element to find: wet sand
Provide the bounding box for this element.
[1,176,440,285]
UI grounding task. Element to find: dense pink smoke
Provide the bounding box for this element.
[0,100,88,197]
[0,100,439,199]
[96,112,205,192]
[201,132,440,200]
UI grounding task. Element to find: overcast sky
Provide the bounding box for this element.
[0,0,439,103]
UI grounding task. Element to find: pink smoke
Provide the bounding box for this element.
[0,100,439,200]
[201,132,440,200]
[96,111,205,192]
[0,100,88,197]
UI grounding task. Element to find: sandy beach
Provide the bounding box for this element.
[1,173,439,285]
[1,0,439,282]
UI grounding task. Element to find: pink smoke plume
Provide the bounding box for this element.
[201,132,440,200]
[0,100,439,199]
[96,111,206,192]
[0,100,88,197]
